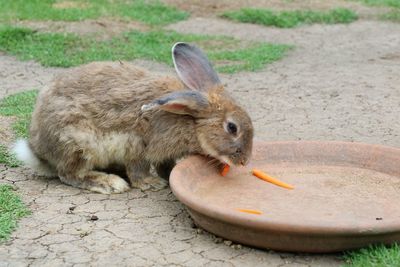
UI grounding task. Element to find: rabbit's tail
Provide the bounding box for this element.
[13,139,57,177]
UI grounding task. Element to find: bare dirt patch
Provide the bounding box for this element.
[16,18,149,40]
[163,0,390,18]
[0,55,62,99]
[0,116,15,147]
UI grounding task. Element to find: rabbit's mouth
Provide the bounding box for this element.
[203,155,232,171]
[207,154,234,167]
[198,135,229,165]
[217,155,234,166]
[197,134,235,166]
[210,154,248,167]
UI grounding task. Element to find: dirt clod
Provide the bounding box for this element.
[224,240,233,246]
[196,228,204,234]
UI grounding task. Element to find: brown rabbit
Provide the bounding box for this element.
[14,42,253,194]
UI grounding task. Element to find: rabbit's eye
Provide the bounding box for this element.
[227,122,237,135]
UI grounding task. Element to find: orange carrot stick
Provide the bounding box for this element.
[252,169,294,190]
[237,208,263,215]
[220,164,230,176]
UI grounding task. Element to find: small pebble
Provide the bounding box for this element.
[231,244,242,249]
[79,232,89,238]
[90,215,98,221]
[67,206,76,214]
[196,228,204,234]
[224,240,232,246]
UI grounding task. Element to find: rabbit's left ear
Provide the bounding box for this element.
[172,42,221,92]
[141,91,209,117]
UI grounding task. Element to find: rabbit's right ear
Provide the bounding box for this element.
[172,42,221,92]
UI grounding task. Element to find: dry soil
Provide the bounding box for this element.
[0,5,399,267]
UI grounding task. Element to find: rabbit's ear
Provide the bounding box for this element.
[172,42,221,91]
[141,91,209,117]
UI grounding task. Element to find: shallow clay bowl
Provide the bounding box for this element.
[170,141,400,253]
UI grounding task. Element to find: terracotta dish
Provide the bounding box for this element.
[170,141,400,253]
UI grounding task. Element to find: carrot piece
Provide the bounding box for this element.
[237,208,263,215]
[220,164,230,176]
[252,169,294,190]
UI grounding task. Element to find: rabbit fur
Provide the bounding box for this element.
[14,43,253,194]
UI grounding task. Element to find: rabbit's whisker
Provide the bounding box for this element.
[206,158,222,169]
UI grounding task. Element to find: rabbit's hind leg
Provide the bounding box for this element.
[55,133,130,194]
[59,171,130,194]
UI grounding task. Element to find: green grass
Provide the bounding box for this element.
[0,26,291,73]
[0,184,30,242]
[353,0,400,22]
[343,244,400,267]
[210,43,291,73]
[0,0,189,26]
[221,8,358,28]
[381,10,400,21]
[0,90,38,138]
[0,145,20,168]
[0,90,38,168]
[114,1,189,26]
[355,0,400,8]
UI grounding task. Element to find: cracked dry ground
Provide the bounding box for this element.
[1,18,400,266]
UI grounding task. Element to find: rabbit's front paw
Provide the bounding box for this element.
[131,176,168,192]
